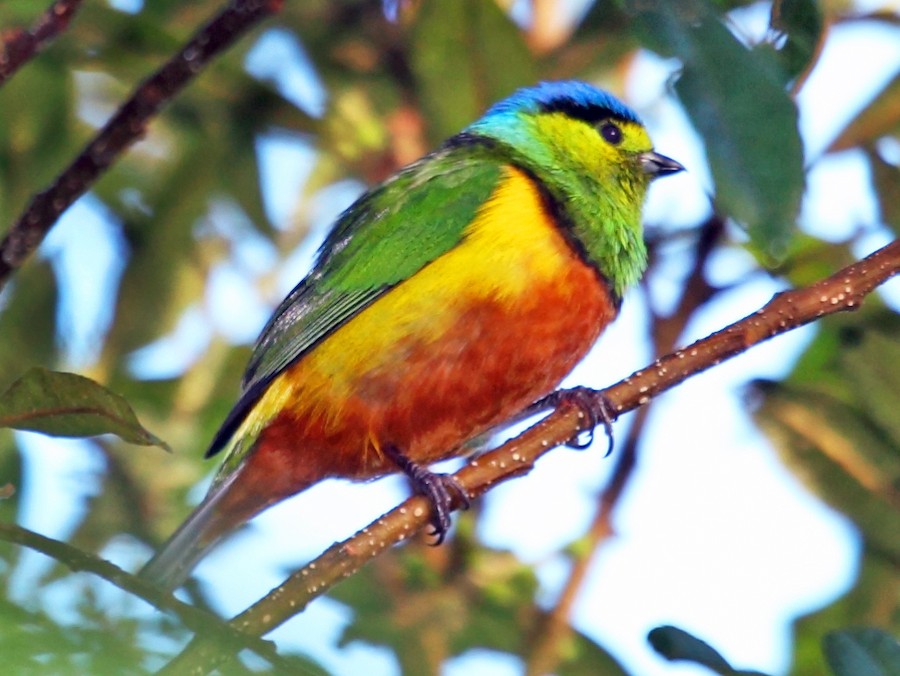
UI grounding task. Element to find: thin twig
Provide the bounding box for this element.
[0,0,284,290]
[0,0,85,86]
[162,239,900,674]
[0,521,297,670]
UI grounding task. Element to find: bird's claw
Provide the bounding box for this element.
[535,386,617,456]
[420,473,470,544]
[384,444,470,544]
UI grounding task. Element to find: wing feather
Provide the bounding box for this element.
[206,148,504,457]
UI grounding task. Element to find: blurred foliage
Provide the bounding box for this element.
[329,517,628,673]
[822,626,900,676]
[752,308,900,675]
[0,0,896,674]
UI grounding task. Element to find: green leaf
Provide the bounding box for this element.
[0,2,63,25]
[630,1,805,261]
[756,377,900,561]
[0,432,24,534]
[560,4,637,80]
[0,368,169,450]
[839,320,900,449]
[823,627,900,676]
[556,630,629,676]
[330,531,629,675]
[410,0,536,142]
[216,76,318,236]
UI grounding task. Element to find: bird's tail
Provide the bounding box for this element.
[138,470,248,592]
[139,455,309,592]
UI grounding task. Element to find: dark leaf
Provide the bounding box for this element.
[648,625,736,673]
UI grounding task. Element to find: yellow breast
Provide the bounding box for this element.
[240,165,579,436]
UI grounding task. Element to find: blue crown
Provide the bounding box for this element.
[473,80,640,127]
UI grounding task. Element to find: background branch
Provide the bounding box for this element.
[162,239,900,673]
[0,0,84,86]
[0,0,283,290]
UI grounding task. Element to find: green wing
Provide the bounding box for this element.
[206,146,503,457]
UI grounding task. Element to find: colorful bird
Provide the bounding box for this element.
[140,80,683,590]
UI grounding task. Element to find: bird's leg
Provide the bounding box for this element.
[383,444,470,544]
[532,386,618,456]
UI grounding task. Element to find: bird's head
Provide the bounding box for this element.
[466,80,682,196]
[464,81,683,298]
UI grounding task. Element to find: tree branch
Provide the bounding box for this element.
[0,0,85,86]
[162,239,900,673]
[0,0,283,290]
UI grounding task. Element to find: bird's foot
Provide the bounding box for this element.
[535,386,618,456]
[384,445,470,544]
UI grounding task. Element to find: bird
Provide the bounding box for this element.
[139,80,683,590]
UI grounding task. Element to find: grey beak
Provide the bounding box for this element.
[640,151,685,178]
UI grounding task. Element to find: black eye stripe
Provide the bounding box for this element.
[599,122,622,145]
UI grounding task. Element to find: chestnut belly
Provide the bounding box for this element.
[252,263,616,489]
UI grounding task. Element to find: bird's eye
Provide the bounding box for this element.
[599,122,622,145]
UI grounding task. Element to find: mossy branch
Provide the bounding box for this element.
[161,239,900,673]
